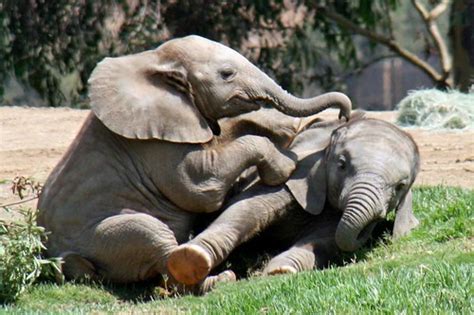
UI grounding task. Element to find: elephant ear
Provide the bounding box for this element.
[285,128,331,215]
[393,190,420,239]
[88,49,213,143]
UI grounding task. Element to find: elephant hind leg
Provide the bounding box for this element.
[167,244,212,285]
[74,212,179,283]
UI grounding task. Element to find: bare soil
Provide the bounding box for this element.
[1,107,473,214]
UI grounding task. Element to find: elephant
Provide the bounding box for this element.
[38,35,352,288]
[167,116,421,285]
[37,98,329,293]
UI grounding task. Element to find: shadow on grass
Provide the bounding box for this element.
[100,279,164,303]
[23,219,396,305]
[213,218,395,280]
[33,274,166,303]
[338,219,394,265]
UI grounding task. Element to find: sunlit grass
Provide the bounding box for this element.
[2,186,473,314]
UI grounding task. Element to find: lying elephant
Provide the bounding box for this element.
[167,116,420,284]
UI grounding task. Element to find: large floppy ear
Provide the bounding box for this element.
[393,189,420,239]
[285,128,331,215]
[88,49,213,143]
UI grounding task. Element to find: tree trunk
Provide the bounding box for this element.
[450,0,474,91]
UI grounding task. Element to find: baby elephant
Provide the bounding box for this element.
[37,107,319,294]
[168,117,420,284]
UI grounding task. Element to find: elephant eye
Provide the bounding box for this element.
[395,180,407,193]
[219,68,236,81]
[337,155,346,170]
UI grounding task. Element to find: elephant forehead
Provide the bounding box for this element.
[342,136,413,161]
[341,137,414,179]
[161,35,248,64]
[346,120,415,152]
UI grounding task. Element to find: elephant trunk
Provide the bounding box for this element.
[255,75,352,119]
[335,181,385,252]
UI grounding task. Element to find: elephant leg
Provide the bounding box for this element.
[223,135,297,186]
[66,212,178,283]
[264,216,340,275]
[181,135,296,213]
[168,270,236,295]
[167,186,293,285]
[263,245,315,275]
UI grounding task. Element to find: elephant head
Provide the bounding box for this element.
[286,117,420,252]
[88,35,351,143]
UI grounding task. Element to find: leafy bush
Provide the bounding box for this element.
[396,89,474,130]
[0,208,62,303]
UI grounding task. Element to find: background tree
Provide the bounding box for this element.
[449,0,474,91]
[0,0,471,107]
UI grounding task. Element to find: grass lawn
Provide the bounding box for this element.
[2,186,473,314]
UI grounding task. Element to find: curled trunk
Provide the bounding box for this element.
[335,183,384,252]
[254,73,352,119]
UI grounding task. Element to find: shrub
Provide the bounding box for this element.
[0,208,62,303]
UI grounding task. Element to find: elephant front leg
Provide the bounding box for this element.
[264,216,341,275]
[167,186,293,285]
[181,135,296,213]
[263,245,316,275]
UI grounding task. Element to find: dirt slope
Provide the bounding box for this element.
[1,107,473,212]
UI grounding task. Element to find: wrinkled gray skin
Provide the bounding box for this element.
[37,108,321,293]
[38,35,352,292]
[168,117,420,284]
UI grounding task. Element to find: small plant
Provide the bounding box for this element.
[0,176,62,303]
[0,207,62,303]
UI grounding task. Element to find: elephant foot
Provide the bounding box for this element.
[167,244,212,285]
[169,270,236,296]
[198,270,236,294]
[264,265,298,276]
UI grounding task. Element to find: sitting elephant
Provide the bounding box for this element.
[37,103,324,293]
[167,116,420,285]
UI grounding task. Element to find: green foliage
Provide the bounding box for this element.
[397,89,474,129]
[0,208,62,303]
[2,0,460,106]
[0,0,415,107]
[0,0,168,107]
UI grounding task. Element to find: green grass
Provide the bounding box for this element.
[2,186,473,314]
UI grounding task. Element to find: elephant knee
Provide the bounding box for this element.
[79,213,179,282]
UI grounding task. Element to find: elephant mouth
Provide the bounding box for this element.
[228,95,261,115]
[357,220,379,242]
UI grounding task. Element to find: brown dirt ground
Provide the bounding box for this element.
[1,107,473,217]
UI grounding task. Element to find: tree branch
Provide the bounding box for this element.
[411,0,452,82]
[317,5,452,87]
[430,0,450,20]
[0,196,38,208]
